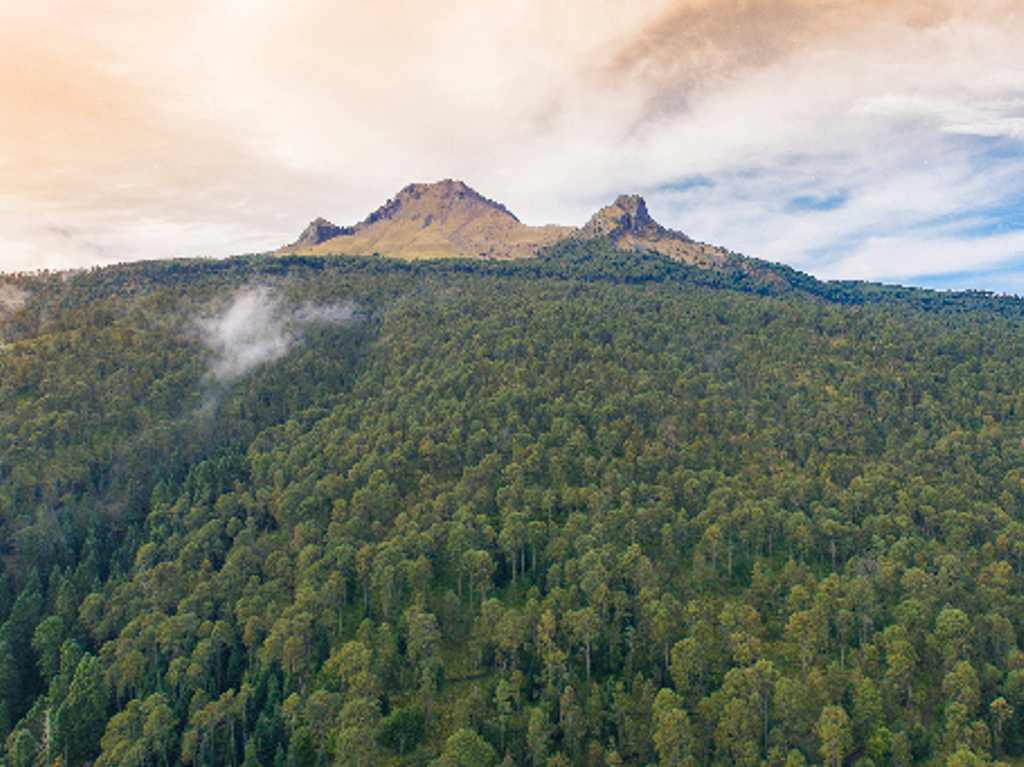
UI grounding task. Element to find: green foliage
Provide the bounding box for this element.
[376,706,426,754]
[5,243,1024,765]
[58,653,109,765]
[433,727,498,767]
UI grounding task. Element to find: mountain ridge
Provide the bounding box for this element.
[280,179,574,260]
[277,179,740,269]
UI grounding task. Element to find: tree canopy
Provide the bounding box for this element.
[3,242,1024,765]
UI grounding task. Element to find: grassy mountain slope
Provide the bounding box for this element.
[281,180,574,260]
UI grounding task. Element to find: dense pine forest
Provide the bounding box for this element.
[5,240,1024,767]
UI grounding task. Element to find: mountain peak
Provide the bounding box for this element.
[279,182,745,267]
[571,193,759,270]
[285,217,352,250]
[580,194,672,240]
[612,194,651,221]
[282,179,572,260]
[398,178,475,197]
[365,179,520,226]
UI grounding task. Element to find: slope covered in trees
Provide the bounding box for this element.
[3,242,1024,766]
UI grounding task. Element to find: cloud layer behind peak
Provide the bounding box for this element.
[2,1,1024,290]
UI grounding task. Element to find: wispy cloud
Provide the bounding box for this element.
[0,282,28,314]
[197,287,357,384]
[647,135,1024,284]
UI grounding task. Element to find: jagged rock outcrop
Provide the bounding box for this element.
[580,194,682,241]
[282,218,352,251]
[577,194,742,269]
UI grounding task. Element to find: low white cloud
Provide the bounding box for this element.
[816,232,1024,283]
[944,120,1024,140]
[0,282,28,313]
[197,287,357,384]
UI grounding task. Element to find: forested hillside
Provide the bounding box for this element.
[4,242,1024,766]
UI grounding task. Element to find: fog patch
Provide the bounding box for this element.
[198,286,357,384]
[0,283,29,314]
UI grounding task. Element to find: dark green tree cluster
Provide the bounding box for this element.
[4,243,1024,765]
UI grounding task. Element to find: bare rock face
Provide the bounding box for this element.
[285,218,353,250]
[573,194,745,268]
[580,194,690,242]
[364,179,520,226]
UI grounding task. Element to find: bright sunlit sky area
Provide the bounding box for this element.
[3,1,1024,291]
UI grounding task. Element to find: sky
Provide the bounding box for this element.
[3,1,1024,291]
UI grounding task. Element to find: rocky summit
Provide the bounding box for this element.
[284,217,352,250]
[579,194,672,241]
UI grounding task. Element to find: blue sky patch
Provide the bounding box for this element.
[785,191,849,213]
